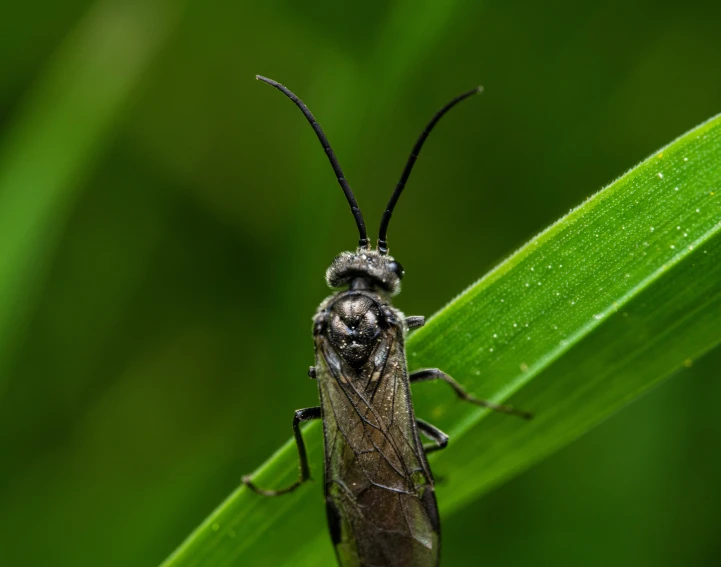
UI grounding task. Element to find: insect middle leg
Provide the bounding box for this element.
[242,406,321,496]
[416,418,449,454]
[410,368,532,420]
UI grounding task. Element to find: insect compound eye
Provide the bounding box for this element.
[388,261,404,280]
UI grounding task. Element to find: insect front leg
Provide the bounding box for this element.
[405,316,425,330]
[242,406,321,496]
[416,418,449,454]
[410,368,532,420]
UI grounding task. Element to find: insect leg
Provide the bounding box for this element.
[406,316,425,330]
[416,418,449,454]
[242,406,321,496]
[410,368,532,420]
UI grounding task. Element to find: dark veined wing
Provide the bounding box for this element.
[316,322,439,567]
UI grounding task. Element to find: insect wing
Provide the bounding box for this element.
[316,324,439,567]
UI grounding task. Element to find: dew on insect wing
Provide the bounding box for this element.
[683,233,687,237]
[530,267,535,271]
[670,245,675,249]
[684,157,688,162]
[489,348,494,353]
[500,298,505,303]
[677,226,680,230]
[657,173,664,179]
[525,283,530,287]
[493,333,498,338]
[650,227,654,232]
[696,209,700,213]
[475,370,481,375]
[593,314,603,320]
[513,323,518,328]
[674,187,679,191]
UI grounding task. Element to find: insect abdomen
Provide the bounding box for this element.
[326,476,439,567]
[317,290,439,567]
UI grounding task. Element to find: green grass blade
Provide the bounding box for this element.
[0,0,178,385]
[161,114,721,567]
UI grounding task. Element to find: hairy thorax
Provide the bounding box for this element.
[326,294,383,368]
[315,288,403,370]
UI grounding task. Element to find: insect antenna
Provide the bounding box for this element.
[377,85,483,254]
[256,75,370,249]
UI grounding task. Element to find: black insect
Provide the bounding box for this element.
[243,75,531,567]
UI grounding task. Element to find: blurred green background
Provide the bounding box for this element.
[1,1,720,566]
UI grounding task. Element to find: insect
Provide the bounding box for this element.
[243,75,531,567]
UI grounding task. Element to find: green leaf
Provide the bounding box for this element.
[161,114,721,567]
[0,0,179,386]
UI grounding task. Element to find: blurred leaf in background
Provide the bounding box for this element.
[0,1,720,567]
